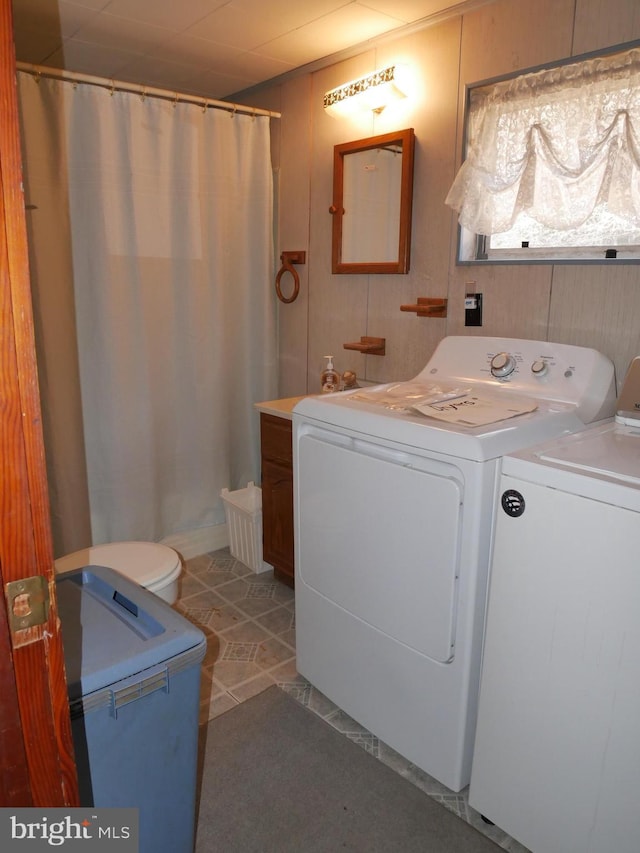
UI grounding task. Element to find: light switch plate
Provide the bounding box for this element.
[465,292,483,326]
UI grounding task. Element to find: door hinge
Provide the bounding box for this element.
[6,575,50,634]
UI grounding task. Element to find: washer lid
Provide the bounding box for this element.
[294,391,587,462]
[539,423,640,485]
[55,541,181,587]
[616,356,640,424]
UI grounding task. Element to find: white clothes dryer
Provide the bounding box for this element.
[469,358,640,852]
[293,336,616,792]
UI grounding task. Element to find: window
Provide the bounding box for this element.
[446,44,640,263]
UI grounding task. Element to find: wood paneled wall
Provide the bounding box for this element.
[249,0,640,394]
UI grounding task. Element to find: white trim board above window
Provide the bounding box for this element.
[447,43,640,264]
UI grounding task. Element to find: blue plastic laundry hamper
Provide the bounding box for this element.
[56,566,206,853]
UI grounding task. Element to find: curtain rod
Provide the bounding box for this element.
[16,62,281,119]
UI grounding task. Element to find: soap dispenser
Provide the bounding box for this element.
[321,356,340,393]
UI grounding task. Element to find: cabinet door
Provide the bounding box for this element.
[260,414,294,585]
[262,457,294,584]
[260,413,293,465]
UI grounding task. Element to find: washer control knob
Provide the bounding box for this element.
[490,352,516,378]
[531,359,548,376]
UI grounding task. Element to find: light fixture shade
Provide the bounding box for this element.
[323,65,409,117]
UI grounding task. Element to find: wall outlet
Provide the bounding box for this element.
[464,292,483,326]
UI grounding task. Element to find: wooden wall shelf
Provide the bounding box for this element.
[343,336,386,355]
[400,297,448,317]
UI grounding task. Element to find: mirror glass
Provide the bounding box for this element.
[331,128,415,274]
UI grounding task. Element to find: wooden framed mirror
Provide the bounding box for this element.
[330,128,415,274]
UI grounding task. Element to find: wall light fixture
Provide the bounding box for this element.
[323,65,410,118]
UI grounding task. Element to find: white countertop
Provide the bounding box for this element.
[254,395,311,421]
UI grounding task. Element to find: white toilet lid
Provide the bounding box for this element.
[54,541,182,590]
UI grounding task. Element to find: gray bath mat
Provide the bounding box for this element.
[195,685,501,852]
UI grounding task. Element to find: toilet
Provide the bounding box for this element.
[54,541,183,605]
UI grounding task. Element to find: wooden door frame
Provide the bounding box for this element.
[0,0,78,806]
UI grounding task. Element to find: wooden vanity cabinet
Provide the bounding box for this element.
[260,413,294,587]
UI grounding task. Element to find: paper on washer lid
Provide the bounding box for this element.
[350,381,472,411]
[412,392,538,426]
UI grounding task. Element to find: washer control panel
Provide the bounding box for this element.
[416,336,616,422]
[489,346,581,385]
[491,352,550,379]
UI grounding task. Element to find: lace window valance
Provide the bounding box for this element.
[445,47,640,237]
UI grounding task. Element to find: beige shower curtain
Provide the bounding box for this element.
[18,73,277,557]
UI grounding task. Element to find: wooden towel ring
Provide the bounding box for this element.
[275,251,306,303]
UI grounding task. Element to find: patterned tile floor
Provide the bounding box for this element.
[177,548,529,853]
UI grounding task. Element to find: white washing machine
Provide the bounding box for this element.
[293,336,616,792]
[469,358,640,852]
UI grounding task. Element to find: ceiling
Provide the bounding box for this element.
[12,0,474,102]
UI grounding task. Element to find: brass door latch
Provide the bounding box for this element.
[6,575,50,634]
